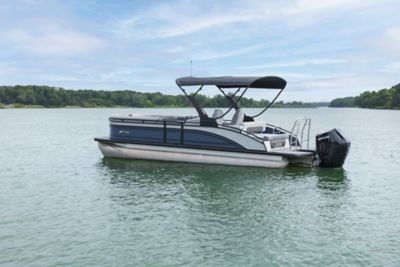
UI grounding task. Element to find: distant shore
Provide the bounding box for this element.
[329,83,400,109]
[2,83,400,110]
[0,103,328,109]
[0,103,129,109]
[0,85,328,109]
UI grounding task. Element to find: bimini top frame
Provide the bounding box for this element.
[175,76,287,127]
[176,76,286,89]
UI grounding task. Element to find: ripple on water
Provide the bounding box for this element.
[0,108,400,266]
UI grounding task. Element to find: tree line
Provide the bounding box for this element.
[329,83,400,109]
[0,85,321,108]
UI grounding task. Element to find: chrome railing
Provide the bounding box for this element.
[289,117,311,150]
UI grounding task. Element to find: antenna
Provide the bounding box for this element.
[190,60,192,77]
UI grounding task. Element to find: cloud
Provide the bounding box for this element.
[0,65,15,77]
[378,61,400,74]
[379,27,400,55]
[192,43,268,61]
[387,27,400,42]
[113,0,376,40]
[0,0,398,101]
[237,58,347,70]
[165,46,186,54]
[299,73,396,91]
[113,2,273,39]
[284,0,369,15]
[115,14,257,39]
[4,29,105,56]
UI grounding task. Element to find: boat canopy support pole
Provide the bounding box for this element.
[214,87,248,120]
[178,84,218,127]
[179,85,207,119]
[218,87,241,110]
[251,88,284,119]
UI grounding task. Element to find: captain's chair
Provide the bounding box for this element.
[211,109,224,124]
[229,109,245,126]
[212,109,223,119]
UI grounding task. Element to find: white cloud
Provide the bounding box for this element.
[238,58,347,70]
[113,0,377,40]
[113,1,274,39]
[387,27,400,42]
[300,73,394,91]
[379,62,400,73]
[0,65,14,77]
[193,43,268,61]
[165,46,186,54]
[0,0,398,100]
[371,26,400,59]
[34,74,81,82]
[284,0,369,15]
[4,29,105,56]
[115,13,263,39]
[383,27,400,53]
[155,14,260,38]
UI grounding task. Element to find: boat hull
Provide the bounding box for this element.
[97,141,289,168]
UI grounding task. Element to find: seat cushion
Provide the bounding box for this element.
[255,133,289,141]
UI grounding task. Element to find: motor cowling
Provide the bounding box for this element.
[316,129,350,168]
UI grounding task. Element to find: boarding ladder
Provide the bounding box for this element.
[289,117,311,150]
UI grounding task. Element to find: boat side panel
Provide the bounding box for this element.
[110,124,246,150]
[186,126,266,151]
[98,141,288,168]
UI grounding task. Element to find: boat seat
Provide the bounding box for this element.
[212,109,224,124]
[242,121,266,133]
[223,109,245,127]
[255,133,289,141]
[212,109,224,119]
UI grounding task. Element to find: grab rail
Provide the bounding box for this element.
[219,124,264,143]
[264,124,289,135]
[289,117,311,150]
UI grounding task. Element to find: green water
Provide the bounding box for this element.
[0,108,399,266]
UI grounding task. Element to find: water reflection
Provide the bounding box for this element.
[99,158,317,180]
[314,168,348,190]
[97,158,348,196]
[98,157,346,181]
[96,158,351,262]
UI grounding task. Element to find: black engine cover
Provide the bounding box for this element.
[316,129,350,168]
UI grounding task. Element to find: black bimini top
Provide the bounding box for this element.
[176,76,286,89]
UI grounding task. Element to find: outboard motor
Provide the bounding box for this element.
[316,129,350,168]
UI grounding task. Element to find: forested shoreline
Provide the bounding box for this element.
[0,85,326,108]
[3,83,399,110]
[329,83,400,109]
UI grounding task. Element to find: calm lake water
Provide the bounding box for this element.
[0,107,400,266]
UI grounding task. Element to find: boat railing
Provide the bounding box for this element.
[110,117,191,145]
[110,117,194,126]
[111,116,315,149]
[219,124,264,143]
[110,117,266,145]
[264,123,291,135]
[289,117,311,150]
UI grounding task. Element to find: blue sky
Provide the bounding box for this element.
[0,0,399,101]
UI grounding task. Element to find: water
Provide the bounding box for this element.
[0,108,399,266]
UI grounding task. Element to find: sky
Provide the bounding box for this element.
[0,0,399,101]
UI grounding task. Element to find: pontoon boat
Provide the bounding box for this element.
[95,76,350,168]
